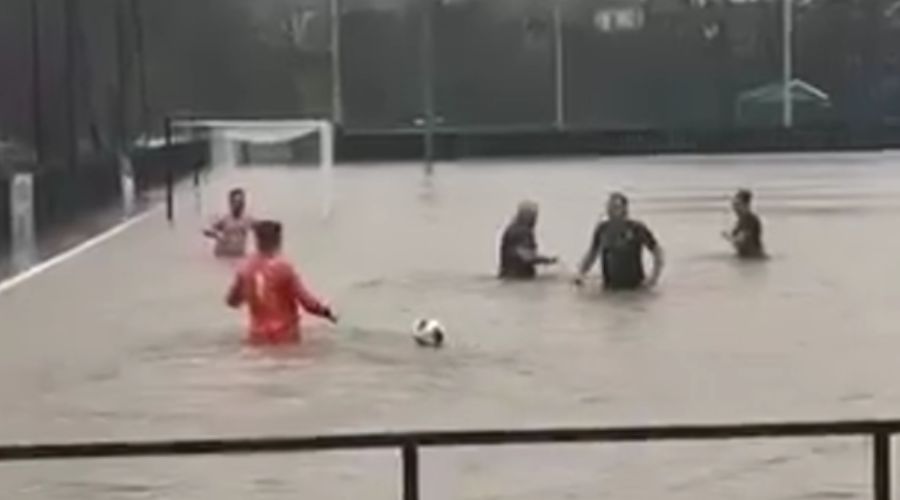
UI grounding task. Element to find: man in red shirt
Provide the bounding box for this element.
[226,220,336,344]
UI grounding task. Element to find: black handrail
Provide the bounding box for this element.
[0,419,895,500]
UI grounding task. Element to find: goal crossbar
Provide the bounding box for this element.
[170,119,335,217]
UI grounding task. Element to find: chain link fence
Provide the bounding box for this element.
[2,0,900,263]
[338,0,898,134]
[4,0,897,165]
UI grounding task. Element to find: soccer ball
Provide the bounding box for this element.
[412,318,446,348]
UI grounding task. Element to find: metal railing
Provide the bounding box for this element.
[0,419,897,500]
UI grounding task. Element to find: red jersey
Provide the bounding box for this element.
[227,254,329,344]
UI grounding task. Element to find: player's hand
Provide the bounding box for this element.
[322,307,338,324]
[539,256,559,266]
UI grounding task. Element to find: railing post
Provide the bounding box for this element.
[874,432,891,500]
[164,117,173,147]
[165,164,174,223]
[402,443,420,500]
[9,173,37,273]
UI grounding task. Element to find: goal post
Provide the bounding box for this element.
[168,119,335,218]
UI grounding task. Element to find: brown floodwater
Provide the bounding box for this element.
[2,152,900,499]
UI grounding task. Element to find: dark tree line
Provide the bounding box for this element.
[2,0,900,171]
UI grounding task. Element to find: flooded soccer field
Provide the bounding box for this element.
[2,153,900,498]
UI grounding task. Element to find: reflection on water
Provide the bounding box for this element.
[2,154,900,498]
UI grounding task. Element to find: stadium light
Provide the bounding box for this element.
[782,0,794,128]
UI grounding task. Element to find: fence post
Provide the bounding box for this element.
[119,153,136,218]
[163,116,175,223]
[165,163,173,223]
[402,443,420,500]
[319,122,334,218]
[164,117,173,147]
[10,173,37,273]
[874,432,891,500]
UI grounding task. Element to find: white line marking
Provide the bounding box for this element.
[0,207,160,296]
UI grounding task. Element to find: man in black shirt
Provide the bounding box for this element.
[723,189,765,259]
[575,193,664,290]
[498,201,558,280]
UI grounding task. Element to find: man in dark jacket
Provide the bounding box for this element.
[575,192,664,290]
[498,201,557,280]
[722,189,766,259]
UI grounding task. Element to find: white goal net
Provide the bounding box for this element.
[170,119,335,217]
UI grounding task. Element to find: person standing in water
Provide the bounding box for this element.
[204,188,254,258]
[722,189,765,259]
[498,200,558,280]
[227,220,336,345]
[574,192,664,290]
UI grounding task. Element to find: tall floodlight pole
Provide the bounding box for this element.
[115,0,128,150]
[131,0,150,141]
[553,0,565,130]
[330,0,343,125]
[64,0,77,170]
[782,0,793,128]
[30,0,43,164]
[421,0,436,175]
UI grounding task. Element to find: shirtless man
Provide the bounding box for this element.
[204,188,254,258]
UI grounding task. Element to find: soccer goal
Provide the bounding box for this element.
[169,119,335,217]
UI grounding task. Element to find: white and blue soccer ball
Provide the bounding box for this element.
[412,318,446,348]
